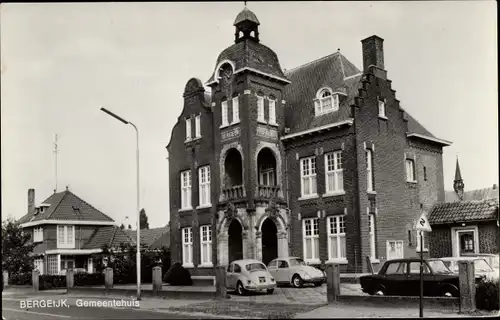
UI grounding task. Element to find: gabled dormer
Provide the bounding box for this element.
[313,87,348,117]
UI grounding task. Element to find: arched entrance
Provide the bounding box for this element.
[262,218,278,265]
[228,219,243,263]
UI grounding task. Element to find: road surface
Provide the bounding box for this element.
[1,298,201,319]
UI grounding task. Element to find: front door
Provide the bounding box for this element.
[228,220,243,263]
[262,219,278,266]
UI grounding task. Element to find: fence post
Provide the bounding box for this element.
[66,269,74,289]
[459,260,476,313]
[32,270,40,292]
[215,266,227,300]
[152,266,162,295]
[326,264,341,303]
[105,267,113,290]
[3,271,8,290]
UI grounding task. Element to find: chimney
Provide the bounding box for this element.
[28,188,35,214]
[493,184,497,190]
[361,35,387,79]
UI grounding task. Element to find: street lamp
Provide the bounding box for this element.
[100,107,141,301]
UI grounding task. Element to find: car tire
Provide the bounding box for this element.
[440,285,459,298]
[236,281,247,296]
[266,289,274,294]
[373,285,386,296]
[292,275,303,288]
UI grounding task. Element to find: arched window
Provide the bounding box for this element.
[315,88,339,116]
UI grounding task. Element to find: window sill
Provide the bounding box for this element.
[230,120,240,126]
[416,249,429,253]
[178,207,193,213]
[314,110,339,118]
[198,263,213,268]
[196,204,212,210]
[378,115,388,120]
[268,122,279,127]
[326,259,348,265]
[185,137,201,144]
[182,263,195,269]
[305,259,321,265]
[367,190,377,195]
[406,180,418,184]
[220,122,240,129]
[323,191,346,198]
[298,195,319,201]
[257,119,268,125]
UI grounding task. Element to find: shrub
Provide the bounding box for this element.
[9,272,32,285]
[163,262,192,286]
[476,278,499,311]
[74,273,105,287]
[39,275,66,290]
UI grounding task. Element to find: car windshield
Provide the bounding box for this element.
[428,260,454,274]
[246,263,266,272]
[474,259,494,272]
[289,258,306,266]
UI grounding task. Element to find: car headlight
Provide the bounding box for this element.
[247,280,252,285]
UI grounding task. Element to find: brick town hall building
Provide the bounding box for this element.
[167,7,452,274]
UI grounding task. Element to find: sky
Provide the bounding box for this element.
[1,1,497,229]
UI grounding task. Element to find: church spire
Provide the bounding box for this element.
[453,157,464,201]
[233,5,260,43]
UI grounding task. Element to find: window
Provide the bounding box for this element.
[406,159,416,182]
[200,225,212,266]
[33,227,43,242]
[423,166,427,181]
[234,264,242,273]
[259,162,275,186]
[366,149,374,191]
[385,262,406,275]
[198,166,211,207]
[327,215,346,261]
[181,170,192,210]
[459,231,475,255]
[182,227,193,267]
[315,89,339,116]
[257,95,265,122]
[268,260,277,268]
[303,218,319,263]
[47,255,58,275]
[34,258,44,275]
[268,98,276,124]
[369,214,376,259]
[416,231,429,252]
[278,260,289,268]
[300,157,317,197]
[325,151,343,193]
[409,262,430,274]
[185,118,192,141]
[378,98,386,118]
[195,115,201,138]
[221,100,229,126]
[387,240,404,260]
[232,97,240,123]
[60,255,74,272]
[57,225,75,249]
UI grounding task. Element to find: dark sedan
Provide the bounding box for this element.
[360,258,481,297]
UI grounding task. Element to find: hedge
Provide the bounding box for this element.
[8,272,105,289]
[476,278,499,311]
[39,275,66,290]
[9,272,32,286]
[74,273,105,287]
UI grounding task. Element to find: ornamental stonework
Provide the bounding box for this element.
[221,127,241,141]
[256,125,278,139]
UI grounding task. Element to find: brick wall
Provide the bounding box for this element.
[478,222,500,254]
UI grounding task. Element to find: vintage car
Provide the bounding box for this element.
[431,257,499,281]
[360,258,482,297]
[226,259,277,295]
[267,257,325,288]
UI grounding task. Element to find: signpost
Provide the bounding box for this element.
[415,212,432,318]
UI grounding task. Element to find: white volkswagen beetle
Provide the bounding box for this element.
[226,259,277,295]
[267,257,326,288]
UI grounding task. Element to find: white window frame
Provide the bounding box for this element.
[368,214,377,260]
[315,88,339,116]
[366,149,374,192]
[406,159,416,182]
[451,226,479,257]
[386,240,404,260]
[60,255,75,273]
[194,114,201,138]
[221,100,229,127]
[185,118,192,141]
[378,98,387,118]
[300,156,317,198]
[268,97,277,125]
[33,227,43,243]
[182,227,194,268]
[327,215,347,263]
[257,95,266,123]
[302,218,320,264]
[180,170,192,210]
[87,257,93,274]
[232,96,240,124]
[416,231,429,253]
[199,225,212,267]
[198,166,211,208]
[57,225,75,249]
[34,257,44,275]
[325,151,344,195]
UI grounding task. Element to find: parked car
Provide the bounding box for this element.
[360,258,482,297]
[267,257,325,288]
[226,259,276,295]
[431,257,499,281]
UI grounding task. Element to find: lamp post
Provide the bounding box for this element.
[100,107,141,301]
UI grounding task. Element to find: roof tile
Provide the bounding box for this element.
[429,199,499,225]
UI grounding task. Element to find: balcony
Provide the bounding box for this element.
[222,185,246,202]
[258,185,280,199]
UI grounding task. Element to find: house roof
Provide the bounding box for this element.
[125,226,170,249]
[83,226,136,250]
[18,190,115,225]
[445,186,499,203]
[429,199,499,225]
